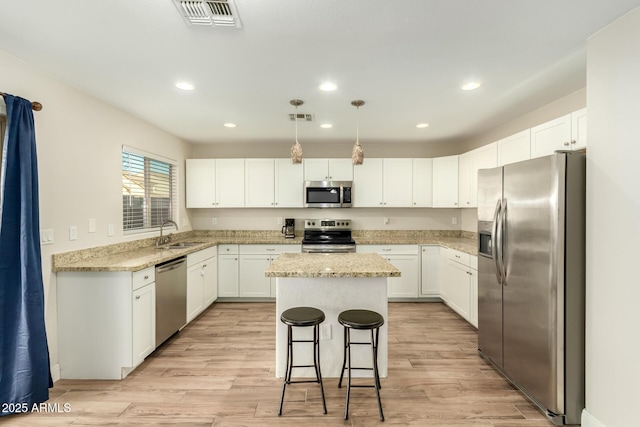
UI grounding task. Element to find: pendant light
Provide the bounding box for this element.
[351,100,365,165]
[290,99,304,164]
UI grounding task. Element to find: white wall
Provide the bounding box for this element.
[0,50,191,377]
[583,7,640,427]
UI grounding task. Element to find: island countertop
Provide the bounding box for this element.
[265,252,400,278]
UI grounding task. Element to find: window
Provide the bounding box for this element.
[122,146,177,233]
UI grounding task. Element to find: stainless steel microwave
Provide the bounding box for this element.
[304,181,352,208]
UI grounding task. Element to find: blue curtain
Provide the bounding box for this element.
[0,94,52,416]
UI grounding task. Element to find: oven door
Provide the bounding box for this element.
[304,181,343,208]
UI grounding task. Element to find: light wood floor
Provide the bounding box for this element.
[4,302,556,426]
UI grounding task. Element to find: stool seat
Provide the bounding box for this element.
[338,309,384,329]
[281,307,325,327]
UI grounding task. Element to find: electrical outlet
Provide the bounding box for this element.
[69,225,78,241]
[88,218,96,233]
[321,324,332,340]
[451,217,458,225]
[383,217,389,225]
[277,217,283,225]
[107,224,114,237]
[212,217,217,225]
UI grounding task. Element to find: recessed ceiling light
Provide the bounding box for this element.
[224,123,237,128]
[175,81,195,91]
[320,123,333,129]
[461,81,481,91]
[416,123,430,128]
[319,82,337,92]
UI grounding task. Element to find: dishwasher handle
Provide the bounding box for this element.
[156,257,186,273]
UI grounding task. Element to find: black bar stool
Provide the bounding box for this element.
[278,306,327,416]
[338,309,385,421]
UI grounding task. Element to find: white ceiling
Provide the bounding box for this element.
[2,0,640,145]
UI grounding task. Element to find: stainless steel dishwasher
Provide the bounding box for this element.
[155,257,187,347]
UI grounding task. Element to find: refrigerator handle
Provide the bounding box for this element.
[499,198,507,285]
[491,199,503,284]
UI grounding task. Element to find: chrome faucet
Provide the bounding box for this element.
[157,219,178,247]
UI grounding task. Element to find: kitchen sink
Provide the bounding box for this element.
[166,242,201,249]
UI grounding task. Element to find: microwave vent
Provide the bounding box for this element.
[289,113,313,122]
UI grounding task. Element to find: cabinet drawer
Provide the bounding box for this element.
[187,246,217,267]
[445,248,470,266]
[132,267,155,290]
[356,244,418,255]
[218,244,239,255]
[240,244,301,255]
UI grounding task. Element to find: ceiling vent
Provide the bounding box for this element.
[174,0,242,28]
[289,113,313,122]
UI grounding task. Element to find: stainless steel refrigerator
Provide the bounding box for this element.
[477,152,585,426]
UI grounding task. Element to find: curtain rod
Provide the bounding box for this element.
[0,92,43,111]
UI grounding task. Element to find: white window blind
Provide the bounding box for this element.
[122,146,178,233]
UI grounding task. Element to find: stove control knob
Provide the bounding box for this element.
[312,222,316,226]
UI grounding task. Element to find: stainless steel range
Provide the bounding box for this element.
[301,219,356,253]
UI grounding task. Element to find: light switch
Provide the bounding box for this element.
[107,224,114,237]
[69,226,78,241]
[88,218,96,233]
[40,229,54,245]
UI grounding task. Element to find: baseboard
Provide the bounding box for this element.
[582,409,607,427]
[50,363,61,383]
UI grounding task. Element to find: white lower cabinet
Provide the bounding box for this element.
[186,247,218,322]
[356,245,419,299]
[239,255,273,297]
[57,266,156,379]
[218,245,240,297]
[132,282,156,365]
[441,247,478,327]
[221,244,301,299]
[420,245,440,297]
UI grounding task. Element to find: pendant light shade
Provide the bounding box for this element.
[290,99,304,164]
[351,100,365,165]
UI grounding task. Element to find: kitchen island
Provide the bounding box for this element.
[265,252,400,378]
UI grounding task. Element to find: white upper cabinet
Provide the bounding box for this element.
[216,159,245,207]
[459,142,497,208]
[353,158,413,207]
[382,158,413,207]
[432,155,459,208]
[497,129,531,166]
[186,159,216,208]
[458,152,472,208]
[304,158,353,181]
[275,159,304,207]
[412,158,433,207]
[353,158,383,207]
[244,159,275,207]
[530,109,587,158]
[571,107,587,151]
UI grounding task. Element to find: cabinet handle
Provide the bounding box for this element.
[382,248,392,252]
[413,202,416,205]
[202,264,207,268]
[144,275,149,280]
[135,295,141,300]
[466,201,470,205]
[570,139,577,145]
[564,141,570,146]
[266,248,275,251]
[466,271,472,276]
[454,202,458,206]
[455,254,461,258]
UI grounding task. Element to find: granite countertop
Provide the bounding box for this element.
[52,230,477,273]
[265,253,401,278]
